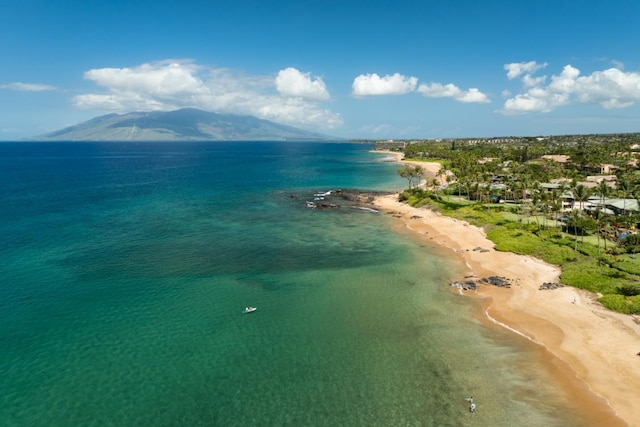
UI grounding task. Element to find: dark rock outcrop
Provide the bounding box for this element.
[539,282,565,290]
[450,275,512,290]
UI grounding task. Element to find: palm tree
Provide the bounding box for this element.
[572,184,592,212]
[445,174,454,201]
[594,180,611,250]
[617,177,632,215]
[518,175,532,222]
[567,209,583,251]
[591,208,604,259]
[528,182,543,230]
[567,184,592,250]
[595,180,610,208]
[435,167,445,187]
[548,188,562,234]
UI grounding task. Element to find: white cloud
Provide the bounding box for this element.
[275,67,329,100]
[457,88,490,103]
[72,60,341,130]
[521,74,546,88]
[417,82,460,98]
[352,72,489,104]
[572,67,640,108]
[351,73,417,96]
[1,82,57,91]
[502,62,640,114]
[417,83,490,104]
[503,90,569,114]
[504,61,547,80]
[258,97,343,128]
[547,65,580,94]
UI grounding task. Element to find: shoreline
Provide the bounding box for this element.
[372,152,640,426]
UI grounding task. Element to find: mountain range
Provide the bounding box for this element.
[35,108,336,141]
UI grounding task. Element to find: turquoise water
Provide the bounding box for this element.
[1,141,599,426]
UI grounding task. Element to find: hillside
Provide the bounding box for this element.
[35,108,335,141]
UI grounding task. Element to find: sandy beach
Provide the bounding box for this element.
[373,153,640,426]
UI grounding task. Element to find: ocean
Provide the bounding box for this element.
[0,141,594,426]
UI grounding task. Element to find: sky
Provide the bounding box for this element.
[2,0,640,140]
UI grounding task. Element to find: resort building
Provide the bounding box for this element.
[375,140,407,151]
[587,197,639,216]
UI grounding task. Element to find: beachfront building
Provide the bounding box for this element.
[587,197,639,216]
[375,140,406,151]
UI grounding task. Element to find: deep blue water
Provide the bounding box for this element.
[0,141,598,426]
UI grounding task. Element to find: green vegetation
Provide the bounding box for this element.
[391,133,640,315]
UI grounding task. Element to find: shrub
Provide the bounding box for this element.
[617,284,640,297]
[488,228,539,255]
[611,258,640,275]
[560,261,624,294]
[620,234,640,254]
[538,244,579,266]
[598,294,640,314]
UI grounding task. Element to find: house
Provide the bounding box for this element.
[599,164,618,174]
[585,175,617,186]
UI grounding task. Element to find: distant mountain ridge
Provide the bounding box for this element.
[35,108,336,141]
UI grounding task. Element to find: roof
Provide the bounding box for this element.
[585,206,616,215]
[588,197,639,212]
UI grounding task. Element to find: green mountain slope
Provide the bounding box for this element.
[35,108,336,141]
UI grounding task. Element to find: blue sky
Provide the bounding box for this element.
[2,0,640,140]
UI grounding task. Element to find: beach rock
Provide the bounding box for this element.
[539,282,565,290]
[479,276,512,288]
[451,275,513,290]
[304,189,393,210]
[449,280,477,291]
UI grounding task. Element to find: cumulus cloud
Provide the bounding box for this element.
[351,73,417,96]
[417,83,490,104]
[1,82,57,91]
[416,82,460,98]
[275,67,329,100]
[352,72,489,104]
[504,61,547,80]
[501,62,640,114]
[73,60,341,129]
